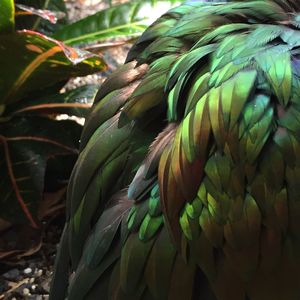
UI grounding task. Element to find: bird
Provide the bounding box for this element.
[50,1,300,299]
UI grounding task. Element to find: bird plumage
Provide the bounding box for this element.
[50,1,300,299]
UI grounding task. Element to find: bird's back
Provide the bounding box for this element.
[50,1,300,299]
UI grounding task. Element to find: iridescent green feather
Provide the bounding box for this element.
[50,1,300,300]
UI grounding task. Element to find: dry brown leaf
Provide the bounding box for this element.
[0,225,42,262]
[38,187,67,220]
[0,187,66,262]
[0,219,12,233]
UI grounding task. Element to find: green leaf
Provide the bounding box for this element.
[0,30,106,105]
[53,0,185,46]
[0,116,81,227]
[0,0,15,33]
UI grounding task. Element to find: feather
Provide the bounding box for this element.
[127,201,149,233]
[140,37,185,61]
[68,114,131,216]
[143,123,177,180]
[167,254,196,300]
[144,227,176,300]
[180,207,200,240]
[208,86,226,148]
[195,23,251,48]
[184,71,210,115]
[67,238,121,300]
[119,55,176,126]
[148,185,161,217]
[85,197,131,268]
[80,81,140,150]
[167,44,217,91]
[246,25,284,47]
[94,62,148,103]
[256,48,292,106]
[199,206,223,247]
[49,224,70,300]
[50,1,300,299]
[167,14,229,40]
[120,233,155,294]
[139,214,163,242]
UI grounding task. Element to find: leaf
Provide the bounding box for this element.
[52,0,185,46]
[0,218,12,233]
[15,4,65,24]
[15,0,67,34]
[38,187,66,220]
[0,116,81,227]
[7,84,99,118]
[0,0,15,33]
[0,224,42,261]
[0,30,106,105]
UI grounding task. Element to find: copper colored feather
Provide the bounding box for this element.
[50,1,300,299]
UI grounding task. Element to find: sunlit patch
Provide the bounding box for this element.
[61,44,95,64]
[26,44,43,53]
[56,114,85,125]
[137,2,182,26]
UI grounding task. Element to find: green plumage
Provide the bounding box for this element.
[50,1,300,299]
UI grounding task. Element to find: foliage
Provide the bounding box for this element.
[15,0,68,34]
[0,1,105,229]
[53,0,186,46]
[1,0,15,33]
[0,0,186,260]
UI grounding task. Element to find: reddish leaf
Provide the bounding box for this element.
[7,84,99,118]
[0,117,81,227]
[0,30,106,104]
[15,4,65,24]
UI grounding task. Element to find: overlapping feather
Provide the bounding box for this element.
[50,1,300,300]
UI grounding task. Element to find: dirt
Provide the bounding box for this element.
[0,218,63,300]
